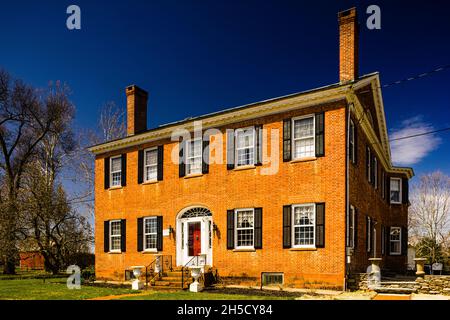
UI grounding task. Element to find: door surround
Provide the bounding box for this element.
[176,206,213,266]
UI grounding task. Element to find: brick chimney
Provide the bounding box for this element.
[338,8,359,83]
[126,85,148,135]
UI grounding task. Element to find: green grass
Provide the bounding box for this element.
[0,278,138,300]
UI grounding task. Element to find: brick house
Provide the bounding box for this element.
[89,8,413,289]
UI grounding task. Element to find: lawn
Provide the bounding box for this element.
[0,278,298,300]
[0,278,138,300]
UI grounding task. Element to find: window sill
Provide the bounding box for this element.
[289,247,317,251]
[390,202,402,205]
[233,165,256,171]
[108,186,123,191]
[108,251,122,254]
[290,157,317,164]
[184,173,203,179]
[142,180,158,185]
[233,248,256,252]
[142,249,158,254]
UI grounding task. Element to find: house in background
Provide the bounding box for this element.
[19,251,45,270]
[89,8,413,289]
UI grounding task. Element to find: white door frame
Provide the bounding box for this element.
[176,208,213,267]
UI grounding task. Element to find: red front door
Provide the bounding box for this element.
[188,222,201,256]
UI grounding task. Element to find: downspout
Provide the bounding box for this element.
[344,100,352,291]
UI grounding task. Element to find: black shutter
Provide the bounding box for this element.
[138,150,144,184]
[316,203,325,248]
[227,210,235,249]
[121,154,127,187]
[157,145,164,181]
[283,205,292,248]
[202,138,209,174]
[401,226,408,256]
[157,216,163,251]
[283,119,292,162]
[104,157,110,189]
[104,221,110,252]
[254,208,262,249]
[226,130,235,170]
[366,216,371,252]
[366,147,370,182]
[381,225,385,256]
[137,218,143,252]
[255,125,263,166]
[179,140,186,177]
[120,219,126,252]
[371,156,375,186]
[387,176,391,204]
[402,178,409,204]
[315,112,325,157]
[354,208,358,249]
[386,226,391,255]
[353,123,358,164]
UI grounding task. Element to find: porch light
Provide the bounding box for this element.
[168,225,174,234]
[213,223,218,232]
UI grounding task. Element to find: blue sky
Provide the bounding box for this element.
[0,0,449,182]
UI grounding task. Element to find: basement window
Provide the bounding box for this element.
[262,273,284,286]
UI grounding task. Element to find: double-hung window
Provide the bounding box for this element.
[143,217,158,251]
[347,205,356,248]
[186,138,202,175]
[349,119,355,163]
[110,156,122,187]
[235,209,254,248]
[292,116,315,159]
[235,127,255,167]
[390,227,401,255]
[390,178,402,204]
[144,148,158,182]
[292,204,315,248]
[109,220,122,252]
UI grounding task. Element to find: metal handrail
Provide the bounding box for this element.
[181,254,207,289]
[145,255,172,287]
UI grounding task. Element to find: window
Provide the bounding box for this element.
[390,227,401,255]
[144,148,158,182]
[110,220,122,252]
[262,273,284,286]
[349,119,355,163]
[292,116,315,159]
[390,178,402,204]
[110,156,122,187]
[186,138,202,175]
[143,217,157,251]
[347,205,356,248]
[292,204,315,247]
[373,157,378,189]
[235,209,254,248]
[366,147,371,183]
[235,127,255,167]
[381,226,385,255]
[366,216,371,252]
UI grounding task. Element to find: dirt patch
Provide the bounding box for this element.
[204,286,311,298]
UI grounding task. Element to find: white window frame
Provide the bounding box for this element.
[349,119,355,163]
[234,208,255,249]
[292,115,315,160]
[143,217,158,252]
[390,177,402,204]
[109,220,122,253]
[374,157,378,189]
[110,155,122,188]
[144,147,158,182]
[347,205,356,248]
[186,138,203,175]
[367,147,371,183]
[390,227,402,255]
[292,203,316,249]
[234,127,256,167]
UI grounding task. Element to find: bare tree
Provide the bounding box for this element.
[0,70,74,274]
[409,171,450,263]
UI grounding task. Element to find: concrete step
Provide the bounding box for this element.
[374,287,417,294]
